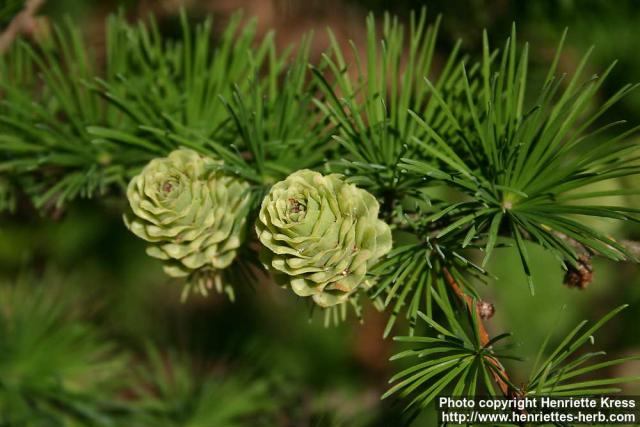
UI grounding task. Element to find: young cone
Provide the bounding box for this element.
[256,169,392,307]
[125,149,250,295]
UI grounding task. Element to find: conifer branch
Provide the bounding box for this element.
[553,230,640,261]
[1,8,639,420]
[620,239,640,259]
[442,267,513,397]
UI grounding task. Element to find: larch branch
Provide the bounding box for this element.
[442,267,513,397]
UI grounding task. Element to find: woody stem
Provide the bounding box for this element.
[443,267,513,397]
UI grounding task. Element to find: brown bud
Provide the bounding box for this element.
[563,255,593,290]
[477,300,495,319]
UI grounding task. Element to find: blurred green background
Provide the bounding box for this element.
[1,0,639,425]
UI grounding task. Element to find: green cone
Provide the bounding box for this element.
[125,149,250,294]
[256,169,392,307]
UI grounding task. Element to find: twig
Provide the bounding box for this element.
[0,0,46,54]
[618,239,640,260]
[553,230,640,261]
[551,232,640,289]
[442,267,513,397]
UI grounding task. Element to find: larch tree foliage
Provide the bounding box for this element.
[1,5,640,424]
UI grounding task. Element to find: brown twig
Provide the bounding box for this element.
[553,230,640,261]
[551,231,640,289]
[0,0,46,54]
[442,267,513,397]
[618,239,640,260]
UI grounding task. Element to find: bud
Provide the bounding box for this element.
[563,255,593,290]
[477,300,495,319]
